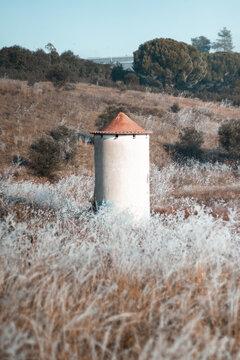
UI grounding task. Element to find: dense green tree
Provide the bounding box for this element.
[60,51,111,83]
[60,50,78,68]
[46,64,69,87]
[133,38,207,89]
[0,46,49,82]
[0,46,32,71]
[191,36,211,53]
[201,52,240,91]
[44,43,59,65]
[212,27,234,52]
[45,43,56,53]
[111,63,125,81]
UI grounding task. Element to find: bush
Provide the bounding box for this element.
[0,199,8,220]
[179,127,204,148]
[175,127,204,160]
[124,72,140,85]
[49,125,77,162]
[46,64,69,88]
[29,126,78,177]
[111,63,125,82]
[218,119,240,154]
[170,102,180,113]
[29,135,61,177]
[96,104,130,130]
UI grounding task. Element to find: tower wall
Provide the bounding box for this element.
[94,134,150,219]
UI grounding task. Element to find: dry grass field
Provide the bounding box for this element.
[1,79,240,359]
[1,78,240,173]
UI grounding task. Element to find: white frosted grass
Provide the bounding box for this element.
[150,165,174,205]
[1,163,239,275]
[1,174,94,216]
[86,205,237,276]
[150,161,239,207]
[1,175,239,275]
[1,164,240,359]
[0,322,35,360]
[175,106,214,128]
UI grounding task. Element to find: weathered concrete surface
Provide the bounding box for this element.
[94,134,150,219]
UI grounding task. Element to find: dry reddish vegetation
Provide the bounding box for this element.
[1,78,240,175]
[1,172,240,359]
[2,259,240,359]
[1,79,240,359]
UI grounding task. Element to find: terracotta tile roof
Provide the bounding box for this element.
[90,112,152,135]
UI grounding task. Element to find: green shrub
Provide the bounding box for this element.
[29,125,78,177]
[46,64,69,88]
[124,72,140,85]
[175,127,204,160]
[29,135,61,177]
[0,199,8,220]
[49,125,77,162]
[179,127,204,148]
[170,103,180,113]
[111,63,125,82]
[218,119,240,154]
[96,104,130,130]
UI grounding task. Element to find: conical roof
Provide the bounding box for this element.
[91,112,152,135]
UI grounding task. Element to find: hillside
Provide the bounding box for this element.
[1,79,240,359]
[1,78,240,169]
[1,78,240,201]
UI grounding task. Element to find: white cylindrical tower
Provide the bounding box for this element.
[91,112,152,219]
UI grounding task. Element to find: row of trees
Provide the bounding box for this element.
[191,27,234,53]
[0,30,239,104]
[108,27,240,102]
[0,44,112,87]
[133,37,240,97]
[0,44,140,88]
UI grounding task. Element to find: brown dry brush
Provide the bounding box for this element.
[1,79,240,173]
[2,79,240,359]
[1,168,240,360]
[1,260,240,359]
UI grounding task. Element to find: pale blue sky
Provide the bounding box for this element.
[1,0,239,58]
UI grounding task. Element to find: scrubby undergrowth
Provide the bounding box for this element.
[2,79,240,359]
[1,163,240,359]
